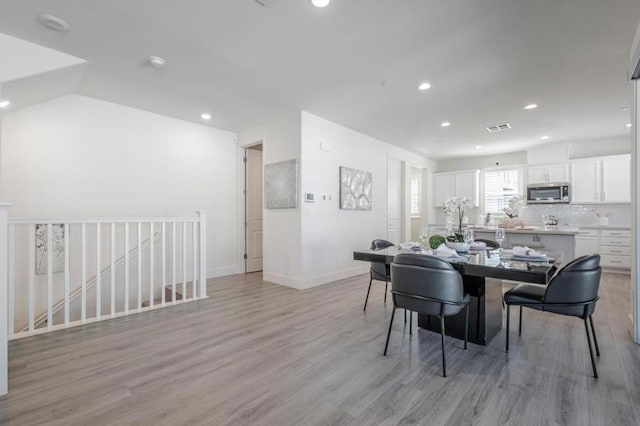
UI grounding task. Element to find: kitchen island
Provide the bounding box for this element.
[428,224,579,260]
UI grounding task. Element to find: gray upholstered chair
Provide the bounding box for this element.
[385,254,470,377]
[473,238,500,249]
[364,239,395,311]
[504,254,602,377]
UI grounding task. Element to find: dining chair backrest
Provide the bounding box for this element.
[473,238,500,249]
[370,239,394,280]
[543,254,602,317]
[391,254,465,316]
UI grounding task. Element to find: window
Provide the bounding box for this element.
[410,175,421,216]
[483,168,521,214]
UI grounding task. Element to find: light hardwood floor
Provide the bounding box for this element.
[1,272,639,425]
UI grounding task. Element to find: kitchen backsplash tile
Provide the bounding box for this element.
[517,204,630,227]
[431,204,630,227]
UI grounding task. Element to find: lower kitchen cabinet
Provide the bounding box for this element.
[575,228,631,271]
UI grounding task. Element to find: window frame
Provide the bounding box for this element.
[480,165,525,217]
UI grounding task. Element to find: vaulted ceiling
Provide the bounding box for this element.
[0,0,638,159]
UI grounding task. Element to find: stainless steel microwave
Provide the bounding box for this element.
[526,183,570,204]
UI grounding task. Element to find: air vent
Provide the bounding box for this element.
[486,123,512,133]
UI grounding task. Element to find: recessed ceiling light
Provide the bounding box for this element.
[475,145,483,149]
[441,122,451,127]
[148,56,166,69]
[38,14,70,31]
[540,135,550,140]
[418,82,431,91]
[627,123,633,128]
[310,0,330,7]
[201,113,212,120]
[0,100,10,109]
[523,103,538,110]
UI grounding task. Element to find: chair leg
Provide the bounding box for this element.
[404,309,407,323]
[440,316,447,377]
[464,305,469,350]
[363,278,373,311]
[589,315,600,357]
[384,281,388,303]
[584,318,599,379]
[409,310,413,336]
[505,304,510,353]
[518,306,523,335]
[383,308,396,356]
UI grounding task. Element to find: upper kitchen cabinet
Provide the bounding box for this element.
[570,154,631,204]
[433,170,480,207]
[601,155,631,203]
[527,163,569,184]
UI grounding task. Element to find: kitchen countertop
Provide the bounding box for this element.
[467,226,580,235]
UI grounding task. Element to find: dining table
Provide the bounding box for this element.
[352,246,561,345]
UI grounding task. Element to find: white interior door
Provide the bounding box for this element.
[387,157,404,244]
[246,147,263,273]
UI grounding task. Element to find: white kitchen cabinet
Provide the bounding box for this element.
[433,174,454,207]
[601,156,631,203]
[433,170,480,207]
[570,160,600,204]
[575,229,599,259]
[570,155,631,204]
[527,163,569,184]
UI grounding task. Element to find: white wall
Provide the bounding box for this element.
[239,112,302,285]
[0,32,85,84]
[437,151,526,172]
[298,111,433,288]
[0,94,241,279]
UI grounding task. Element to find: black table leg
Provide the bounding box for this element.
[417,276,503,345]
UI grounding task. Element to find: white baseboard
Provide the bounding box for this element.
[263,265,369,290]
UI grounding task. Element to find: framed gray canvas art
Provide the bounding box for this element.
[264,159,298,209]
[340,166,372,210]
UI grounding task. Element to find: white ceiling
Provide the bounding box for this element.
[0,0,638,159]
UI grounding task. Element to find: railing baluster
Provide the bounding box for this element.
[137,222,142,311]
[64,223,70,326]
[47,224,53,330]
[28,224,35,334]
[96,223,102,319]
[172,222,176,304]
[161,222,166,306]
[7,225,14,336]
[182,222,187,300]
[110,223,116,316]
[198,213,207,298]
[124,222,130,313]
[192,222,197,299]
[149,222,154,309]
[81,223,87,323]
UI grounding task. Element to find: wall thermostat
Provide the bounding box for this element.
[305,193,315,202]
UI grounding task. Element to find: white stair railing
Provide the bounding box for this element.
[7,213,207,339]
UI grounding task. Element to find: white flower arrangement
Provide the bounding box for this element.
[443,197,472,241]
[503,196,524,219]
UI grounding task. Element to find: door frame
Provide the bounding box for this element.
[387,155,407,243]
[242,140,264,273]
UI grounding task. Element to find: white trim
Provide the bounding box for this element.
[264,265,369,290]
[632,80,640,343]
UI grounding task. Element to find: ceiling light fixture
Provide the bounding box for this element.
[148,56,166,69]
[627,123,633,128]
[475,145,483,149]
[38,14,70,31]
[310,0,331,7]
[201,113,212,120]
[418,82,431,91]
[523,103,538,110]
[441,122,451,127]
[0,100,10,109]
[540,135,550,140]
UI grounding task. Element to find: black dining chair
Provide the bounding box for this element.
[385,254,470,377]
[503,254,602,378]
[473,238,500,249]
[364,239,395,311]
